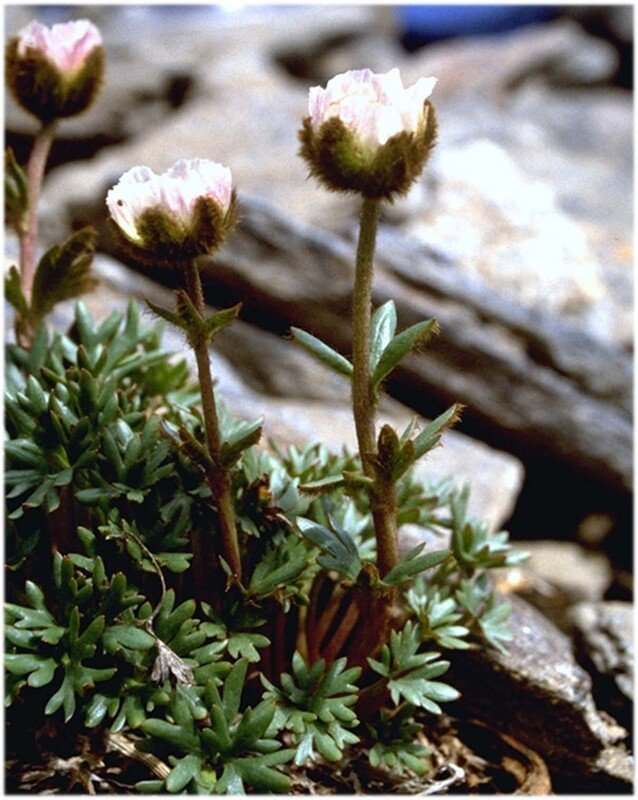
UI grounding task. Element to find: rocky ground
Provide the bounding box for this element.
[5,4,633,793]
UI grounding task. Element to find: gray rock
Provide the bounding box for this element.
[570,601,633,730]
[407,136,618,327]
[447,595,633,792]
[490,540,614,631]
[402,88,633,348]
[564,6,634,48]
[521,540,613,603]
[398,19,619,96]
[318,21,631,348]
[607,5,634,44]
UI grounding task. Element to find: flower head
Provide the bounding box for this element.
[17,19,102,76]
[300,68,438,199]
[106,158,237,264]
[6,18,104,121]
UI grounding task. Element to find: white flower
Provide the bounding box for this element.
[106,158,233,247]
[16,19,102,76]
[300,67,438,198]
[308,68,437,150]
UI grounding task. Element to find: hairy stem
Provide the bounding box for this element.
[20,121,57,306]
[183,259,242,584]
[351,196,398,577]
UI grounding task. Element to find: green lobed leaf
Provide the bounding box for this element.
[5,653,47,675]
[45,674,74,719]
[368,622,459,713]
[140,718,198,752]
[216,764,243,795]
[175,289,204,340]
[479,597,513,654]
[261,652,360,766]
[298,474,346,495]
[154,552,192,574]
[223,659,248,724]
[103,625,156,652]
[249,537,311,598]
[407,581,471,650]
[226,632,270,663]
[26,658,57,688]
[220,417,263,467]
[233,699,277,750]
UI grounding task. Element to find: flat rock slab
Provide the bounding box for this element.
[570,601,633,731]
[446,595,633,792]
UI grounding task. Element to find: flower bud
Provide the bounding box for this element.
[5,19,104,122]
[299,68,437,200]
[106,158,237,264]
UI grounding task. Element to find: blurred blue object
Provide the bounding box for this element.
[397,5,557,45]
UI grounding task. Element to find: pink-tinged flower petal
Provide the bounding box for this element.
[371,67,404,103]
[338,97,403,148]
[170,158,233,212]
[408,76,438,105]
[308,86,327,129]
[16,20,49,54]
[106,165,162,244]
[17,18,102,76]
[106,159,234,246]
[308,67,437,149]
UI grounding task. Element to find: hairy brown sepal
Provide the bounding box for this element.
[108,190,238,269]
